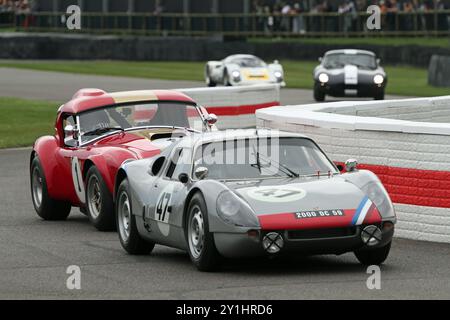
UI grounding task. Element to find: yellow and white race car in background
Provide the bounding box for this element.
[205,54,285,87]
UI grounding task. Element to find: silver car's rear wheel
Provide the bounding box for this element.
[188,205,205,259]
[117,190,131,242]
[115,179,155,255]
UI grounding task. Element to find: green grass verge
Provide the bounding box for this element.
[0,97,59,148]
[280,60,450,97]
[1,60,445,97]
[249,37,450,48]
[0,61,205,82]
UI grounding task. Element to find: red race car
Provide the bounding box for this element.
[30,88,216,230]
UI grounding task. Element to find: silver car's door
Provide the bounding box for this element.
[144,147,190,249]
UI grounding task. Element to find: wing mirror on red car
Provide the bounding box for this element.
[206,114,218,126]
[64,124,80,141]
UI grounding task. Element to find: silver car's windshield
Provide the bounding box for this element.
[78,102,205,143]
[229,56,266,68]
[324,53,377,70]
[193,137,337,180]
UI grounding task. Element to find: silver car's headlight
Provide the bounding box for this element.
[360,181,395,219]
[216,190,259,227]
[373,74,384,84]
[231,70,241,81]
[318,73,329,83]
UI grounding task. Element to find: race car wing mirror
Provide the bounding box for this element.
[318,57,323,62]
[345,159,358,172]
[64,124,80,141]
[206,113,218,126]
[376,58,381,65]
[194,166,208,180]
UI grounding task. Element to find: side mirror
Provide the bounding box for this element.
[376,58,381,65]
[64,124,79,140]
[148,156,166,176]
[273,59,279,64]
[206,113,218,126]
[194,166,208,180]
[178,173,189,184]
[318,57,323,62]
[345,159,358,172]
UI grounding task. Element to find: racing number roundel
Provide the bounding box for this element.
[71,157,86,204]
[154,184,174,236]
[246,185,306,203]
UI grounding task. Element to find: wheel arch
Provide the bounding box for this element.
[114,168,128,201]
[82,159,95,180]
[29,150,37,170]
[31,136,61,199]
[182,187,203,235]
[82,155,116,195]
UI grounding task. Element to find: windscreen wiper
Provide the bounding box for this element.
[255,151,300,178]
[83,126,124,136]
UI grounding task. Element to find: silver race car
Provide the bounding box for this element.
[313,49,387,101]
[115,129,396,271]
[205,54,285,87]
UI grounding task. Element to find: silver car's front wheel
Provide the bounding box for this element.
[188,205,205,259]
[186,193,220,271]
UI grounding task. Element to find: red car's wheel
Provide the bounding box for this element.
[85,166,115,231]
[30,156,71,220]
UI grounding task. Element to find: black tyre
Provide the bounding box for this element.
[374,91,385,100]
[223,70,231,86]
[85,166,115,231]
[205,66,216,87]
[186,193,220,271]
[313,83,325,102]
[116,179,155,255]
[354,241,392,265]
[30,156,71,220]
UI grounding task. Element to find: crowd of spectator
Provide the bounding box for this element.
[0,0,32,14]
[253,0,449,33]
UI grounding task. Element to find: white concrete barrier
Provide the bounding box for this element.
[179,84,280,129]
[256,96,450,244]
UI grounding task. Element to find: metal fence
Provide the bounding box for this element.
[0,12,14,28]
[11,11,450,36]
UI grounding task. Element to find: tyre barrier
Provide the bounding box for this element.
[179,84,280,129]
[256,97,450,243]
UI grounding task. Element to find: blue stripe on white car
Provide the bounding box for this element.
[351,196,373,226]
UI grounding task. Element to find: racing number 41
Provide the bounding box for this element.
[156,192,171,222]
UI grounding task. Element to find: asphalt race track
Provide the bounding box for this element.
[1,67,449,299]
[0,67,406,105]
